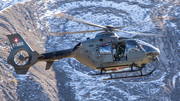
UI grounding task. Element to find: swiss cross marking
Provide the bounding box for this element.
[14,38,19,43]
[12,38,24,48]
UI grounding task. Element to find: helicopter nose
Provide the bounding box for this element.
[157,48,160,55]
[146,48,160,59]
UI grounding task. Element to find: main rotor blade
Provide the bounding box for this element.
[114,29,164,36]
[54,13,106,29]
[112,26,125,30]
[48,29,103,36]
[113,20,152,30]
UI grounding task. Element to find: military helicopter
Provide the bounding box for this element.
[7,14,161,80]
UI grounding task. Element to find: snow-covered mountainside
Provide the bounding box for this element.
[0,0,30,11]
[0,0,180,101]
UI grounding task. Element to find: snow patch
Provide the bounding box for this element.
[15,74,28,81]
[178,40,180,46]
[110,86,140,100]
[128,0,151,5]
[170,22,177,28]
[56,1,150,23]
[2,0,12,1]
[0,0,31,11]
[172,72,180,88]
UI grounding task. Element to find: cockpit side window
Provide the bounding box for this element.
[136,40,157,52]
[126,41,141,52]
[99,45,111,54]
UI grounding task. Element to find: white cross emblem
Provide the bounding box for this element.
[14,38,18,43]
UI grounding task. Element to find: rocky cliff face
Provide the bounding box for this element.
[0,0,180,101]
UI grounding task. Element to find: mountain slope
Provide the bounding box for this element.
[0,0,180,101]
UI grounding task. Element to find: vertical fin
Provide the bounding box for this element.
[46,61,54,70]
[14,67,30,74]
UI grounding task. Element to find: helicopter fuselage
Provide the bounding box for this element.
[36,32,160,72]
[63,32,160,71]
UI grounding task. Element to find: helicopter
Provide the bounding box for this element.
[6,14,161,80]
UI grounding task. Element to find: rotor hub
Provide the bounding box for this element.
[104,25,114,32]
[19,55,25,61]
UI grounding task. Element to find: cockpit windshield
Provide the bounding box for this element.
[126,41,141,52]
[136,40,157,52]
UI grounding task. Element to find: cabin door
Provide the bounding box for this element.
[126,41,145,60]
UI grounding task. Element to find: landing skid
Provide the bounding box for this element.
[92,64,156,81]
[103,68,156,81]
[92,64,145,76]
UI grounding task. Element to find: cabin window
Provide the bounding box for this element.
[99,45,111,54]
[126,41,141,52]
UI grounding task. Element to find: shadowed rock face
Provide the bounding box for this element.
[0,0,180,101]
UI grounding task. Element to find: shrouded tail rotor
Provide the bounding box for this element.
[14,50,29,66]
